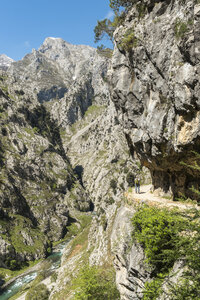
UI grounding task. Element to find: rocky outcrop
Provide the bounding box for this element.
[6,37,141,208]
[109,0,200,199]
[0,37,139,269]
[65,101,137,208]
[111,206,150,300]
[8,37,109,126]
[0,71,89,267]
[0,55,14,70]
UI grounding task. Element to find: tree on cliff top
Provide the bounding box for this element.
[94,0,134,46]
[94,19,115,43]
[110,0,135,12]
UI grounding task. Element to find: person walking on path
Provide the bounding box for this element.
[135,177,140,194]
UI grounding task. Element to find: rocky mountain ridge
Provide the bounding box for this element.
[1,0,199,298]
[0,54,14,70]
[0,36,139,275]
[50,0,200,299]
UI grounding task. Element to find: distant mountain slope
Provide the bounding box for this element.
[0,54,14,70]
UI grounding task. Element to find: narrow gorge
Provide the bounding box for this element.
[0,0,200,299]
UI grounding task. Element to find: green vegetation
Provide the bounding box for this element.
[25,283,49,300]
[69,105,106,137]
[9,214,48,257]
[84,105,106,118]
[143,276,164,300]
[60,214,92,260]
[100,214,107,230]
[132,205,200,299]
[132,206,182,273]
[174,18,193,39]
[106,196,115,205]
[136,2,146,19]
[0,260,41,283]
[110,179,117,192]
[180,151,200,202]
[110,0,135,13]
[52,214,93,299]
[94,0,147,52]
[164,128,168,133]
[94,0,135,48]
[72,264,120,300]
[120,28,138,51]
[94,19,114,43]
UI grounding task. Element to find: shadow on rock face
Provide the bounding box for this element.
[73,165,84,186]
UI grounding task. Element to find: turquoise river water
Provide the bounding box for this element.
[0,241,68,300]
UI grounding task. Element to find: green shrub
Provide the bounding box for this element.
[72,264,120,299]
[136,3,146,18]
[143,275,165,300]
[168,276,200,299]
[120,28,138,51]
[120,183,124,190]
[174,18,193,39]
[132,206,184,273]
[25,283,49,300]
[9,260,19,270]
[107,197,115,205]
[124,167,129,173]
[110,179,117,190]
[51,271,58,283]
[132,205,200,299]
[110,0,135,13]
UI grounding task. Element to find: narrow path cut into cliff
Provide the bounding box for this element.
[125,185,199,211]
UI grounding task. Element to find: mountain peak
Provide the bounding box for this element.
[0,54,14,70]
[41,37,71,49]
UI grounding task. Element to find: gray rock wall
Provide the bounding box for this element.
[109,0,200,199]
[0,73,89,267]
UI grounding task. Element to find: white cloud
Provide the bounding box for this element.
[105,10,114,20]
[24,41,31,48]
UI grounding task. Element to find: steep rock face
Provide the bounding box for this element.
[0,38,138,269]
[111,206,150,300]
[0,73,89,267]
[8,38,109,126]
[65,101,136,208]
[109,0,200,198]
[7,37,140,209]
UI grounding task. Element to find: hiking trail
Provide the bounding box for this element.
[125,184,199,210]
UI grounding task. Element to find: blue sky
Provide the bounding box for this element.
[0,0,114,61]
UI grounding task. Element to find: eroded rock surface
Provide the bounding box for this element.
[109,0,200,198]
[0,73,89,266]
[0,54,14,70]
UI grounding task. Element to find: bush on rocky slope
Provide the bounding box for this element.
[25,283,49,300]
[72,264,120,300]
[132,205,200,299]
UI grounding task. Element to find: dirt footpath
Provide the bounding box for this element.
[125,184,199,211]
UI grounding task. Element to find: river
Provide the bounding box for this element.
[0,240,69,300]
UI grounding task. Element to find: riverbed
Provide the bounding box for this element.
[0,240,69,300]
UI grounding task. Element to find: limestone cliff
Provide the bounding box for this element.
[0,37,139,270]
[51,0,200,299]
[0,55,14,71]
[1,0,199,296]
[109,0,200,199]
[0,71,90,268]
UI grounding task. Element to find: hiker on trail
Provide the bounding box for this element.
[135,177,140,194]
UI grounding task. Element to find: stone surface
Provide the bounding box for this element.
[0,54,14,70]
[0,36,139,269]
[109,0,200,199]
[111,206,150,300]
